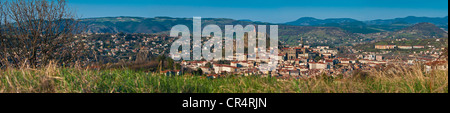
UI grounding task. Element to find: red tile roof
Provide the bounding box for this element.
[426,61,447,66]
[213,64,239,69]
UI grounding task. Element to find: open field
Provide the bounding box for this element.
[0,63,447,93]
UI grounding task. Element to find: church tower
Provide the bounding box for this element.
[299,35,306,55]
[300,36,304,48]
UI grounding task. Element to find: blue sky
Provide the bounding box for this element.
[68,0,448,23]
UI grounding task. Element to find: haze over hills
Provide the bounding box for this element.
[286,16,448,26]
[285,17,360,26]
[78,16,448,46]
[80,16,448,34]
[80,16,270,34]
[366,16,448,26]
[78,16,357,46]
[284,16,448,33]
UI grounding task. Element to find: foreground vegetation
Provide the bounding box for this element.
[0,63,447,93]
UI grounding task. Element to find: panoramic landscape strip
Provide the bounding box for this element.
[0,0,448,93]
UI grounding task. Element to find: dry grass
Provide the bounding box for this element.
[0,62,447,93]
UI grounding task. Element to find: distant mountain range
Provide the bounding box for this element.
[286,16,448,26]
[80,16,270,34]
[80,16,448,34]
[366,16,448,26]
[284,16,448,33]
[78,16,448,46]
[285,17,360,26]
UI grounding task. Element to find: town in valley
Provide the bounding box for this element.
[80,30,448,79]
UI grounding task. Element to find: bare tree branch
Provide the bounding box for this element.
[0,0,86,68]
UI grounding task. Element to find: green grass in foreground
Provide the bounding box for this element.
[0,64,448,93]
